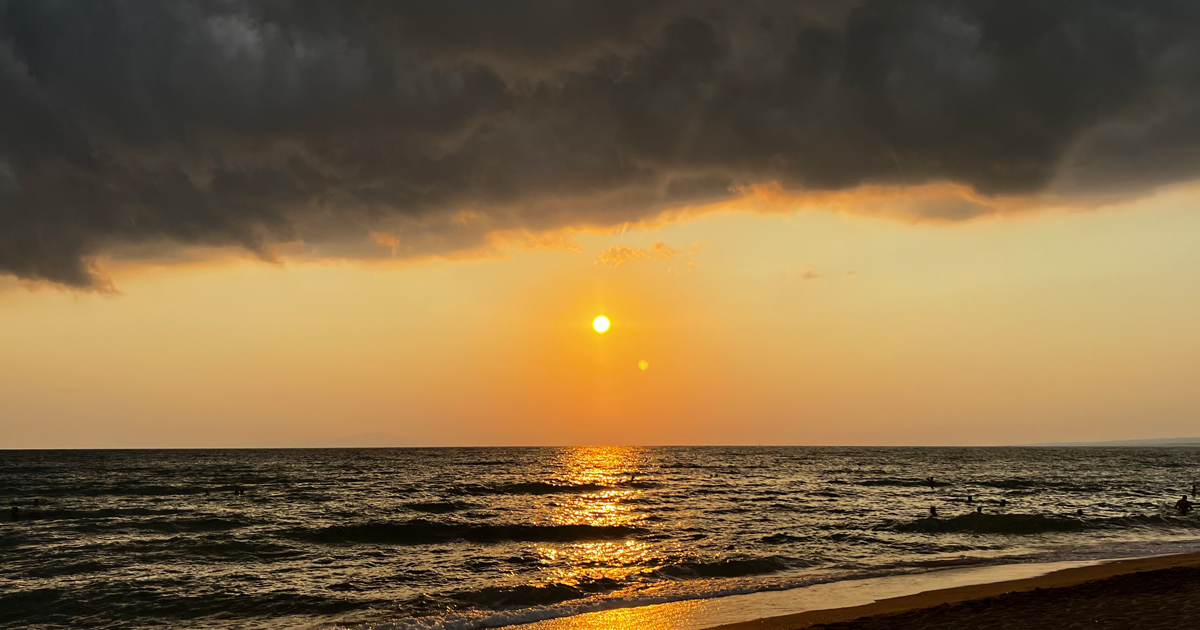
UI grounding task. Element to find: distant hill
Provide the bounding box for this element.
[1033,437,1200,447]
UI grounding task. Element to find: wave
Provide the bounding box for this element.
[13,485,221,498]
[6,507,188,522]
[907,556,999,568]
[618,480,661,489]
[761,533,809,544]
[128,517,251,533]
[454,482,612,496]
[892,513,1086,535]
[296,520,644,545]
[654,556,796,579]
[856,478,949,488]
[974,479,1106,492]
[1100,514,1200,530]
[452,480,658,495]
[451,578,621,609]
[825,532,893,545]
[891,511,1200,535]
[17,560,115,579]
[101,537,299,562]
[405,502,474,514]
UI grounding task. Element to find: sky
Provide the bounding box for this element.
[3,1,1200,447]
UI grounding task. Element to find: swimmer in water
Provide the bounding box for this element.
[929,506,938,518]
[1176,495,1194,516]
[966,495,973,504]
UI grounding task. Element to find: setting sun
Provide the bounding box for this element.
[592,315,611,334]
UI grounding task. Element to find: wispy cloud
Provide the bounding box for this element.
[596,242,679,267]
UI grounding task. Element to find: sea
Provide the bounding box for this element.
[2,447,1198,630]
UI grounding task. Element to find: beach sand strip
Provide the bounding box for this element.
[709,552,1200,630]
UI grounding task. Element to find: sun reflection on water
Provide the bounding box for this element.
[534,447,658,584]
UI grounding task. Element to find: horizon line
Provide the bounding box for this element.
[4,439,1200,451]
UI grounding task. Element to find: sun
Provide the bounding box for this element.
[592,315,611,334]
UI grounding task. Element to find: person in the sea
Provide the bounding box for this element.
[966,494,973,504]
[927,476,936,489]
[976,506,983,514]
[1177,495,1194,515]
[929,505,938,517]
[999,499,1008,507]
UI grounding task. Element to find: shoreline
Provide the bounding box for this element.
[513,550,1200,630]
[708,552,1200,630]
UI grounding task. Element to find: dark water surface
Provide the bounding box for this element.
[2,447,1198,629]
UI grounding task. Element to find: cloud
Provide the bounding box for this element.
[782,266,826,286]
[3,0,1200,287]
[596,246,649,267]
[596,242,679,267]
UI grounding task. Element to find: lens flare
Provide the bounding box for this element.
[592,315,610,333]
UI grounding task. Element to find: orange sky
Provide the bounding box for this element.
[3,188,1200,448]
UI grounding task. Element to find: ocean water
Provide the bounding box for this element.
[2,447,1198,630]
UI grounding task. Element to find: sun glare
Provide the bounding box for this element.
[592,315,611,333]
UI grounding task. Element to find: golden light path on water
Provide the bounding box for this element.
[520,446,738,630]
[536,447,659,586]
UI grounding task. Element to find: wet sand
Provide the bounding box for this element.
[711,552,1200,630]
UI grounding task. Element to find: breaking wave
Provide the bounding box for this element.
[654,556,799,579]
[891,512,1200,535]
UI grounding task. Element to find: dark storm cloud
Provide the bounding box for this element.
[2,0,1199,286]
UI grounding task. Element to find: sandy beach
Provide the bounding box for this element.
[711,552,1200,630]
